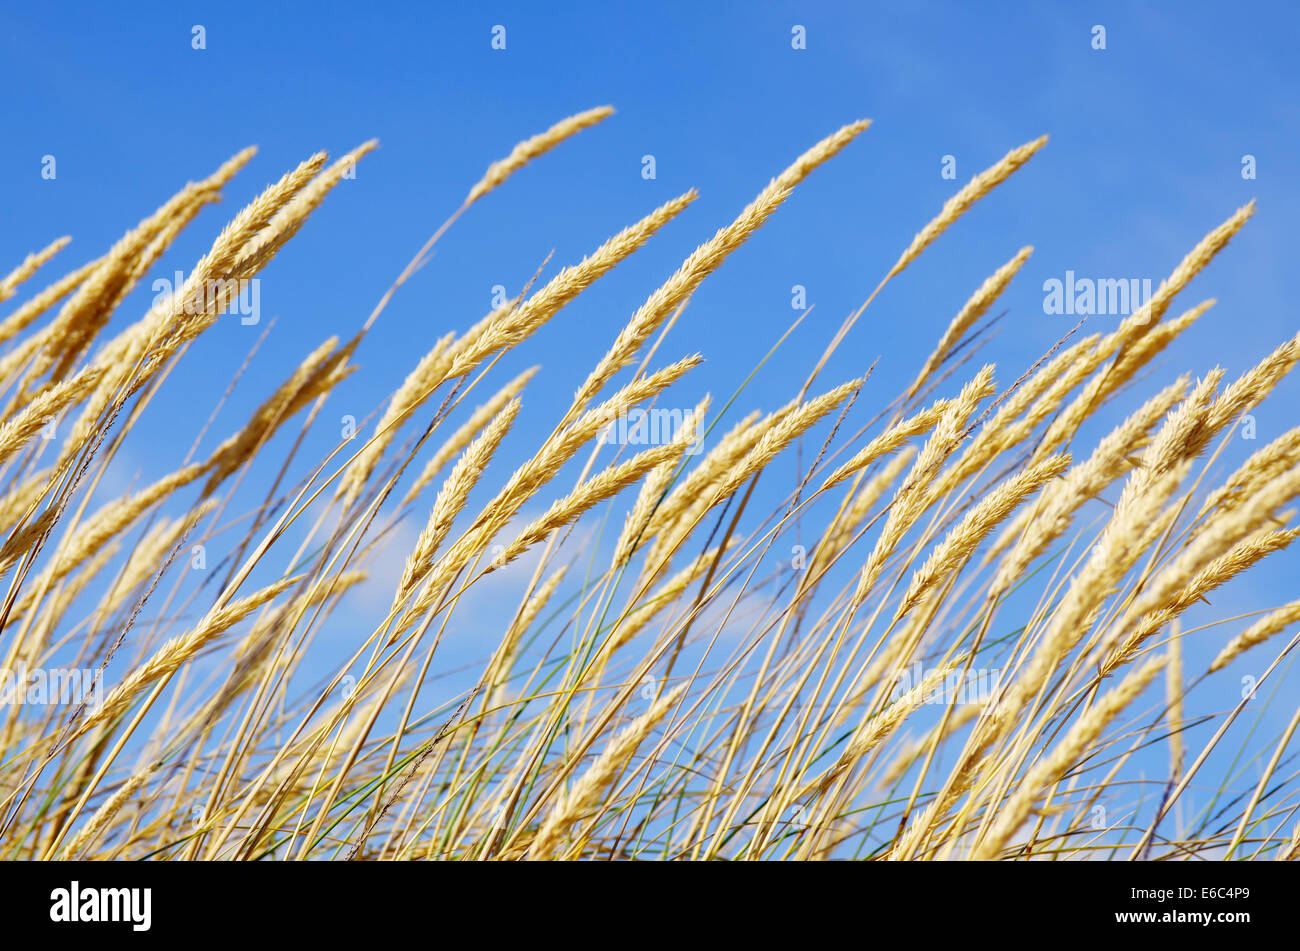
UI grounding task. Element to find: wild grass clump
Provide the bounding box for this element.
[2,107,1297,860]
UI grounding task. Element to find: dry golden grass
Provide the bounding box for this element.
[1,108,1297,863]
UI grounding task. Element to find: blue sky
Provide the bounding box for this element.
[5,1,1297,432]
[3,2,1299,848]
